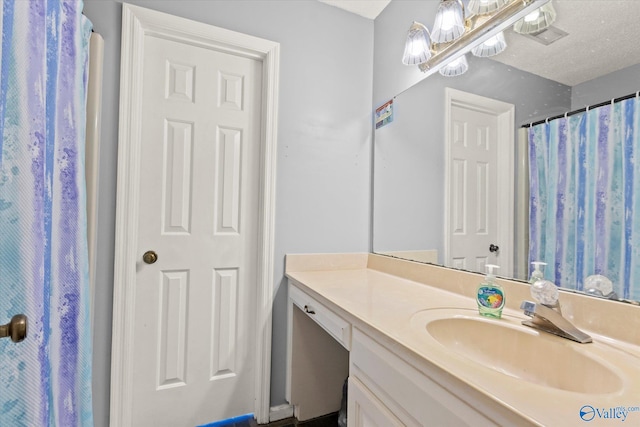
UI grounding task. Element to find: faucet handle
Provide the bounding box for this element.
[584,274,616,299]
[530,279,559,305]
[520,300,537,317]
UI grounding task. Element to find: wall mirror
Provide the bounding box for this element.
[373,0,640,303]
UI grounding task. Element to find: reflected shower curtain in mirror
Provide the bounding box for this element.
[0,1,93,425]
[528,96,640,301]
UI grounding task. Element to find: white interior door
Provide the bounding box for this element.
[131,33,262,426]
[445,88,515,278]
[112,5,279,426]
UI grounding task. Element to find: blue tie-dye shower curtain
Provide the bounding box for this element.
[0,0,93,425]
[528,96,640,302]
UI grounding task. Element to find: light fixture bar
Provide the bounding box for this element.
[418,0,550,75]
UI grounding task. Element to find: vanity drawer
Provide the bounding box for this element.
[289,284,351,350]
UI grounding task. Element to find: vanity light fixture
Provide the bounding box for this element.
[513,1,556,34]
[471,31,507,57]
[402,0,552,77]
[402,21,432,65]
[439,54,469,77]
[431,0,466,44]
[468,0,509,15]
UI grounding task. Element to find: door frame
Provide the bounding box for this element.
[444,88,514,276]
[111,4,279,425]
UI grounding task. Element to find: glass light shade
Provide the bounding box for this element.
[402,22,432,65]
[431,0,466,44]
[471,31,507,57]
[513,2,556,34]
[439,54,468,77]
[468,0,508,15]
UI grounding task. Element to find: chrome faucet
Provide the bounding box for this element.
[520,278,592,344]
[520,300,592,344]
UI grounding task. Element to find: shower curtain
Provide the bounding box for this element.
[528,96,640,302]
[0,1,93,425]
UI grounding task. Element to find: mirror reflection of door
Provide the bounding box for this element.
[449,105,499,271]
[445,89,515,276]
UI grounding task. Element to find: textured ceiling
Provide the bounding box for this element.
[487,1,640,86]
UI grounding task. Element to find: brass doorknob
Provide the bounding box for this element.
[0,314,28,343]
[143,250,158,264]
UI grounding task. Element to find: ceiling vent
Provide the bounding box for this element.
[522,25,569,46]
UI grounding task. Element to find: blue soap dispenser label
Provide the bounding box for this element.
[477,287,504,308]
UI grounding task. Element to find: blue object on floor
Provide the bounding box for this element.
[197,413,254,427]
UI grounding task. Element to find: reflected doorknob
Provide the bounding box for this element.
[0,314,28,343]
[143,250,158,264]
[489,244,499,253]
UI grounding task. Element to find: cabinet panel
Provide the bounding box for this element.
[348,377,403,427]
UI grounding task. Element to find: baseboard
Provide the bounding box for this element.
[269,404,294,422]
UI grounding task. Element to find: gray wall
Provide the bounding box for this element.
[372,0,571,255]
[82,1,373,425]
[572,63,640,110]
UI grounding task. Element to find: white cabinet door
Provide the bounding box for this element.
[348,377,404,427]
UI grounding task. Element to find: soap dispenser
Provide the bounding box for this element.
[529,261,547,284]
[476,264,504,318]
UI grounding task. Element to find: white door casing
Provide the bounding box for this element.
[444,88,514,277]
[111,4,279,426]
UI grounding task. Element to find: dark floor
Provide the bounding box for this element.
[239,413,339,427]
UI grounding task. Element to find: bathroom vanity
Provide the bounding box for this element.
[285,253,640,426]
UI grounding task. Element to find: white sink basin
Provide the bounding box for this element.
[411,309,623,394]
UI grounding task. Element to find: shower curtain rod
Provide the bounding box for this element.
[522,90,640,128]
